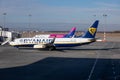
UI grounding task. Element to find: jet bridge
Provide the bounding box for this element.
[0,29,21,45]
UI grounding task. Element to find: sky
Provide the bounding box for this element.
[0,0,120,24]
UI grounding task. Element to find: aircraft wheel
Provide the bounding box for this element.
[49,46,56,51]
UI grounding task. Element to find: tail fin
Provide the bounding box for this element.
[64,27,76,38]
[82,20,99,38]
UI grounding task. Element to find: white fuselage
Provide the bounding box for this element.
[9,37,94,47]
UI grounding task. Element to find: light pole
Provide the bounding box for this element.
[28,14,32,37]
[3,13,7,28]
[103,14,107,41]
[93,15,96,20]
[28,14,32,28]
[2,13,7,42]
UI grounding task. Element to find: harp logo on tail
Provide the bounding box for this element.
[89,27,96,35]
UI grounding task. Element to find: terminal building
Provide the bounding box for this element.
[0,26,21,45]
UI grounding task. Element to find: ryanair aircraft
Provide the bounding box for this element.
[9,20,99,50]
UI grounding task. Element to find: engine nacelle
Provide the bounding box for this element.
[33,44,46,49]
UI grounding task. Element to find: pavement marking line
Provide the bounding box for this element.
[109,45,120,80]
[111,42,116,49]
[112,63,114,66]
[111,60,117,80]
[87,52,99,80]
[112,67,115,70]
[113,71,115,75]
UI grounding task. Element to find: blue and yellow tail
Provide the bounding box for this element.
[82,20,99,38]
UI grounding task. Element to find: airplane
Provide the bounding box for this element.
[9,36,56,50]
[9,20,99,50]
[33,27,76,38]
[49,27,76,38]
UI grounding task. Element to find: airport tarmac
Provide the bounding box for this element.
[0,41,120,80]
